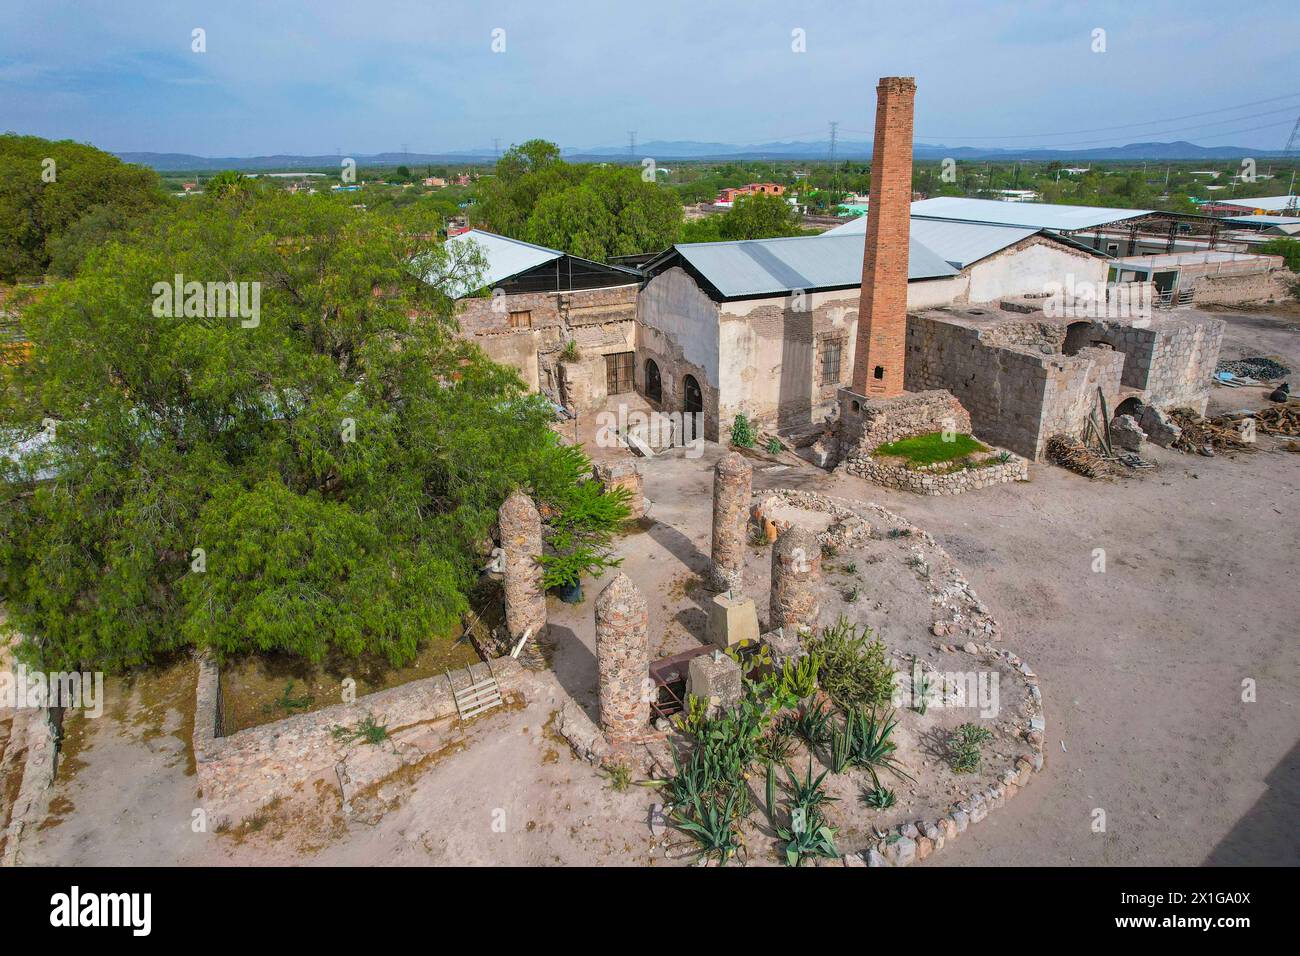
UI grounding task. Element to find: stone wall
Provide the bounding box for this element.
[1142,317,1224,413]
[904,315,1127,460]
[840,452,1029,495]
[1195,270,1290,306]
[194,654,525,826]
[836,388,972,459]
[454,285,637,405]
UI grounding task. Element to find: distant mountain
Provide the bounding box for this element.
[114,150,495,172]
[117,139,1287,172]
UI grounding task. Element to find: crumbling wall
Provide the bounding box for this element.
[836,388,971,457]
[718,291,859,434]
[1195,270,1290,306]
[1036,347,1126,450]
[636,267,721,437]
[1143,318,1224,413]
[904,317,1051,458]
[193,654,526,827]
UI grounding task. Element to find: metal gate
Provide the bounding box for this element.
[605,351,635,395]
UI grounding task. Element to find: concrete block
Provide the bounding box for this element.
[707,593,759,649]
[686,650,743,715]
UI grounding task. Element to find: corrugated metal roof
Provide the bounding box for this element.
[670,233,957,299]
[1216,195,1300,213]
[443,229,562,293]
[1223,213,1300,225]
[825,215,1040,269]
[910,196,1152,231]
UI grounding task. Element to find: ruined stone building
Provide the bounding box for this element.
[441,82,1258,462]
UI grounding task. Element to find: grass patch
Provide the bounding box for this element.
[874,432,987,467]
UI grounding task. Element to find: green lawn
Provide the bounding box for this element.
[873,432,988,465]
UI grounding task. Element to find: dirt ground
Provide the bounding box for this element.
[11,305,1300,866]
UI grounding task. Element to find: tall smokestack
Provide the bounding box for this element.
[851,76,916,397]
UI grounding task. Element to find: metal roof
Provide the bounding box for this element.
[1222,213,1300,225]
[1214,195,1300,213]
[825,215,1042,269]
[909,196,1152,231]
[443,229,563,293]
[667,233,957,299]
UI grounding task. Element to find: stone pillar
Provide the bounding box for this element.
[770,526,822,635]
[710,451,752,591]
[593,460,644,519]
[499,492,546,642]
[595,572,649,743]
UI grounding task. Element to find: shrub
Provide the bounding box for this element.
[730,413,756,448]
[806,616,896,711]
[948,722,994,773]
[765,437,782,455]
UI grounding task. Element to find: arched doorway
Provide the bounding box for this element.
[1063,321,1095,356]
[682,374,704,441]
[683,375,703,415]
[645,358,662,404]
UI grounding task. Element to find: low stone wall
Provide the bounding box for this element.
[194,654,525,826]
[836,389,972,456]
[840,451,1029,495]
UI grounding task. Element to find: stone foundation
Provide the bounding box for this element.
[841,450,1030,496]
[193,654,525,827]
[835,388,971,462]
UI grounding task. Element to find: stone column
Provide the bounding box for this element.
[595,572,649,743]
[499,491,546,642]
[770,525,822,635]
[710,451,752,591]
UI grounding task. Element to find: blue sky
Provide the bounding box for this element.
[2,0,1297,156]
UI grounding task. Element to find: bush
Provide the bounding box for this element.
[806,617,896,711]
[730,413,756,448]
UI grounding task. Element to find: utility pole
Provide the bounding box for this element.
[628,131,637,164]
[828,121,839,205]
[493,137,501,161]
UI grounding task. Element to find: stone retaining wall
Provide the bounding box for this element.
[194,654,525,826]
[840,451,1029,495]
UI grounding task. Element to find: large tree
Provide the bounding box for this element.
[0,189,625,671]
[474,140,682,259]
[0,134,168,280]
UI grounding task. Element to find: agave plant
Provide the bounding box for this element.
[671,789,744,865]
[774,804,840,867]
[862,785,896,810]
[782,757,837,813]
[795,700,833,749]
[849,707,915,789]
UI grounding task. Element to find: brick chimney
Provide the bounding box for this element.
[851,76,916,397]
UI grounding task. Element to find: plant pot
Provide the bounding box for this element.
[554,580,584,604]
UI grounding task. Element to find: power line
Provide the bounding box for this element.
[909,91,1300,142]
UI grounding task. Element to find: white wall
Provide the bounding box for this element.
[965,239,1108,304]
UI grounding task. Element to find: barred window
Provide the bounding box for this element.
[821,340,843,385]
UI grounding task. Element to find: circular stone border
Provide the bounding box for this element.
[750,488,874,550]
[752,489,1046,868]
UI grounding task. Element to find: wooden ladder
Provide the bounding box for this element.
[449,661,503,722]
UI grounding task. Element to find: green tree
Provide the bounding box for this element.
[0,191,626,671]
[0,134,167,280]
[474,140,682,258]
[718,192,804,240]
[1258,237,1300,271]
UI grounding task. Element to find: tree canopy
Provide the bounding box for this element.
[0,134,168,281]
[474,139,682,259]
[0,189,626,671]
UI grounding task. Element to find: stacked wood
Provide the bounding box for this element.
[1046,434,1114,479]
[1254,401,1300,437]
[1169,408,1256,454]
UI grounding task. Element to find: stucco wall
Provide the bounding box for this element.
[636,267,723,437]
[964,237,1108,305]
[717,290,859,433]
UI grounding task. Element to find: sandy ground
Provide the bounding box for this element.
[13,305,1300,866]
